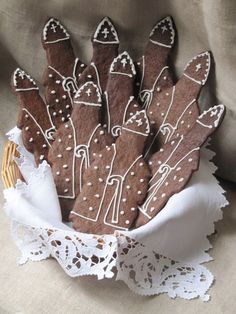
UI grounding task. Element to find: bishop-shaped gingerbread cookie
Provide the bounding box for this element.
[135,104,225,227]
[69,110,151,235]
[145,51,211,158]
[136,16,175,110]
[12,68,54,165]
[104,51,141,137]
[42,17,86,129]
[78,17,119,94]
[48,81,113,220]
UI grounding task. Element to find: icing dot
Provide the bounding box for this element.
[36,131,40,135]
[156,103,160,107]
[179,178,184,182]
[57,154,62,158]
[53,112,57,116]
[25,114,29,119]
[158,161,161,165]
[160,148,164,152]
[56,171,60,175]
[83,197,87,201]
[187,124,191,128]
[65,178,70,182]
[166,92,169,96]
[181,120,184,124]
[139,162,144,167]
[94,138,98,143]
[163,76,167,80]
[99,154,102,157]
[131,207,135,211]
[63,164,68,169]
[61,117,65,122]
[58,138,62,142]
[125,220,130,225]
[157,87,161,92]
[188,158,193,162]
[80,64,85,67]
[65,124,69,128]
[131,172,135,176]
[42,144,47,148]
[98,178,103,182]
[89,207,93,211]
[161,113,165,117]
[66,147,72,151]
[106,147,111,151]
[126,185,131,189]
[189,111,192,115]
[87,182,92,186]
[165,182,169,186]
[149,111,153,115]
[140,179,144,183]
[39,155,44,160]
[62,95,67,99]
[94,166,98,170]
[25,126,29,131]
[95,194,100,198]
[153,197,157,201]
[176,167,181,171]
[122,198,127,202]
[137,191,142,195]
[49,74,53,78]
[173,175,177,180]
[66,105,70,109]
[176,133,180,137]
[103,124,107,128]
[149,161,153,165]
[87,75,92,78]
[67,114,70,118]
[150,207,155,212]
[51,90,56,94]
[56,80,61,84]
[68,135,72,139]
[137,62,141,65]
[29,137,33,142]
[161,193,166,198]
[120,210,125,215]
[59,110,63,114]
[64,189,68,193]
[106,165,110,169]
[136,82,140,86]
[93,153,96,156]
[171,140,175,145]
[100,130,105,135]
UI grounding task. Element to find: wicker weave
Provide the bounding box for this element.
[1,141,22,189]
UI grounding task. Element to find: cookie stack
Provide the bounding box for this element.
[11,16,225,234]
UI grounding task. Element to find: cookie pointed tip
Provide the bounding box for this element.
[149,15,175,48]
[197,104,225,129]
[43,17,70,44]
[93,16,119,44]
[124,110,150,137]
[110,51,136,77]
[12,68,38,91]
[184,51,211,85]
[74,81,102,107]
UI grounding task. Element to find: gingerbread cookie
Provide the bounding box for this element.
[48,81,113,220]
[135,16,175,109]
[42,17,86,129]
[12,68,54,165]
[145,51,211,158]
[136,104,225,227]
[70,110,151,234]
[78,17,119,94]
[105,51,141,137]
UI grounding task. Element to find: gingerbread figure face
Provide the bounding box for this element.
[136,104,225,227]
[145,51,211,158]
[42,17,86,129]
[12,68,54,165]
[48,81,113,220]
[70,110,151,234]
[105,51,141,137]
[135,16,175,110]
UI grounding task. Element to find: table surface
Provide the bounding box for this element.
[0,94,236,314]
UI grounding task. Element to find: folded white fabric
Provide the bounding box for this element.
[3,127,228,301]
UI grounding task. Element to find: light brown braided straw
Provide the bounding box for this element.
[1,141,22,189]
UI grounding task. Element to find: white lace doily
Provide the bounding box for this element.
[3,127,228,301]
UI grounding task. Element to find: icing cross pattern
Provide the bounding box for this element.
[50,23,57,32]
[102,28,109,38]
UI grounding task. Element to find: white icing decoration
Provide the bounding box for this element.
[149,16,175,48]
[71,144,143,230]
[110,51,136,78]
[43,18,70,44]
[93,17,119,44]
[74,81,102,107]
[13,68,39,92]
[183,52,211,85]
[122,110,150,137]
[196,104,225,129]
